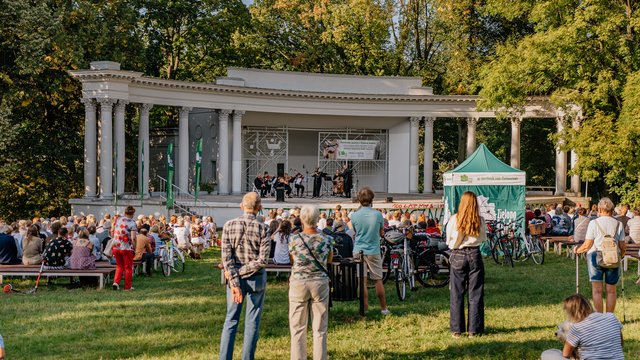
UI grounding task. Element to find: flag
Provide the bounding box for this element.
[140,140,144,206]
[166,143,174,209]
[194,138,203,204]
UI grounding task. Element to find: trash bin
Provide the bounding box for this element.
[330,259,359,301]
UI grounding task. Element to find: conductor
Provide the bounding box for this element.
[311,167,327,198]
[341,164,353,198]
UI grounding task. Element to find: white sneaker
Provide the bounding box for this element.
[112,283,119,290]
[381,308,391,316]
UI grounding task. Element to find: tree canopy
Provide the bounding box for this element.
[0,0,638,218]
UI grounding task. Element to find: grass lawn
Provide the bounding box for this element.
[1,250,639,359]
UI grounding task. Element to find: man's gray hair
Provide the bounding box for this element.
[300,205,320,228]
[598,197,615,213]
[242,192,261,211]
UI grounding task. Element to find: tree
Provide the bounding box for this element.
[478,0,640,203]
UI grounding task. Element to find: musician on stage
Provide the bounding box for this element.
[253,174,266,197]
[341,164,353,198]
[283,173,293,198]
[293,172,305,197]
[262,172,272,196]
[311,167,327,198]
[332,169,344,197]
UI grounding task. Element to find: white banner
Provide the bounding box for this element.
[443,172,526,186]
[322,139,379,160]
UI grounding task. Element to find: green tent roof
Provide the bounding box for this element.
[448,144,524,173]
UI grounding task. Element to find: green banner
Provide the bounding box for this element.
[166,143,174,209]
[194,138,203,204]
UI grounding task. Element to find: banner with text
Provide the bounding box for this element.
[321,139,380,160]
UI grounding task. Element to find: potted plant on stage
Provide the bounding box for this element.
[200,181,216,195]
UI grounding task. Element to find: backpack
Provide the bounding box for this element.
[594,220,621,269]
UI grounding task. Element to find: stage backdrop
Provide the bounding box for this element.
[443,144,526,236]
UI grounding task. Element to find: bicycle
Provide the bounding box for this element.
[411,232,450,288]
[159,236,186,276]
[384,229,415,301]
[488,221,517,268]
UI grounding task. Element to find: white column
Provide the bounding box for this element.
[178,106,192,193]
[555,116,567,195]
[81,98,97,198]
[570,116,581,194]
[409,117,420,193]
[139,104,153,197]
[423,117,435,194]
[510,117,522,169]
[218,109,232,195]
[114,100,128,196]
[466,117,478,156]
[232,110,244,195]
[98,99,115,199]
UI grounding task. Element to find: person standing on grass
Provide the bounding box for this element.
[219,192,270,360]
[288,205,332,360]
[445,191,486,338]
[112,206,138,291]
[574,197,626,313]
[348,187,390,315]
[0,334,4,360]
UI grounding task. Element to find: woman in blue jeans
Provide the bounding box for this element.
[445,191,487,338]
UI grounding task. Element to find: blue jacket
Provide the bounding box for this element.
[0,233,21,265]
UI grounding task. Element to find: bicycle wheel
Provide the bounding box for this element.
[381,247,392,284]
[516,237,530,262]
[490,238,502,265]
[501,239,514,268]
[160,250,170,277]
[529,236,545,265]
[394,266,406,301]
[416,250,450,288]
[172,248,185,273]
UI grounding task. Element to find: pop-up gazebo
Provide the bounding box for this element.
[443,144,526,231]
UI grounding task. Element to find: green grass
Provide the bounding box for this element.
[1,251,639,359]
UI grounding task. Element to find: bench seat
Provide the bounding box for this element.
[0,266,115,289]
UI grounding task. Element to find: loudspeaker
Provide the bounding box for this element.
[386,197,393,203]
[277,163,285,177]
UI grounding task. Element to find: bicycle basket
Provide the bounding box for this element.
[384,230,405,245]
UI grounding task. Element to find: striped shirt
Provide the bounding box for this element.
[566,312,623,360]
[221,213,270,288]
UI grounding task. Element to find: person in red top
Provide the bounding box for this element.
[525,205,535,223]
[425,218,441,235]
[112,206,138,291]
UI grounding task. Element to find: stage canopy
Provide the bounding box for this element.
[443,144,526,231]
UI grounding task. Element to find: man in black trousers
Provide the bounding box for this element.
[311,167,327,198]
[341,164,353,199]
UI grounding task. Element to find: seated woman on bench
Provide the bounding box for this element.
[69,229,96,270]
[43,227,73,270]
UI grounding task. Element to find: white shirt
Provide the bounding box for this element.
[317,218,327,230]
[445,214,487,249]
[625,217,640,244]
[388,220,402,228]
[585,216,624,254]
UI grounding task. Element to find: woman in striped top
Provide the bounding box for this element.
[541,294,623,360]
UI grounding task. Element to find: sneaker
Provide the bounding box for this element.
[112,283,119,290]
[451,333,461,339]
[124,287,135,291]
[468,333,482,338]
[380,308,391,316]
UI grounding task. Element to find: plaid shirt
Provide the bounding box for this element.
[221,213,270,288]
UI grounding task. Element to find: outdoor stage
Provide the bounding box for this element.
[70,192,580,225]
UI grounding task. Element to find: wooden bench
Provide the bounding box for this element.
[0,265,116,289]
[540,235,576,256]
[622,243,640,276]
[218,261,292,285]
